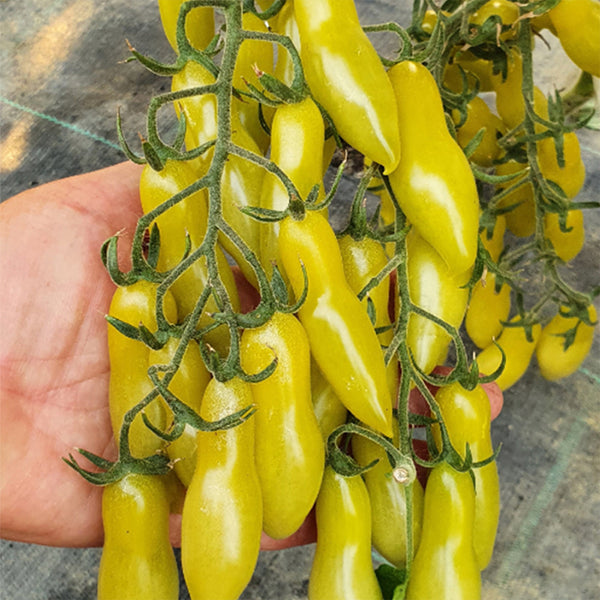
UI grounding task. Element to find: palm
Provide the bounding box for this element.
[0,162,143,546]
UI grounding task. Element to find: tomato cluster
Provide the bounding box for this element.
[68,1,598,599]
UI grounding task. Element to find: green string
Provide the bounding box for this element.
[0,95,121,151]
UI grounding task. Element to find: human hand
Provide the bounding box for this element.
[0,163,502,550]
[0,162,315,549]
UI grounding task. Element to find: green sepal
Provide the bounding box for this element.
[62,449,172,486]
[100,236,132,286]
[116,108,145,164]
[239,354,278,384]
[146,224,161,270]
[105,315,143,342]
[270,266,289,305]
[241,205,288,223]
[138,324,169,350]
[462,127,486,159]
[473,340,507,384]
[127,41,180,76]
[375,564,408,600]
[327,423,417,484]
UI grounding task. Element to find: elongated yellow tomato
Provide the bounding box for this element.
[294,0,401,173]
[405,463,481,600]
[406,231,472,375]
[544,209,585,262]
[139,161,240,353]
[171,60,265,287]
[148,338,210,488]
[549,0,600,78]
[309,466,383,600]
[387,61,479,275]
[477,317,542,390]
[158,0,214,52]
[466,272,511,349]
[352,426,424,568]
[536,304,597,381]
[240,312,324,539]
[181,377,262,600]
[260,96,325,278]
[310,358,348,440]
[451,96,505,167]
[480,214,506,262]
[232,12,274,153]
[338,234,398,404]
[433,383,500,569]
[445,53,496,92]
[470,0,520,40]
[537,132,586,200]
[278,210,393,436]
[271,0,302,87]
[107,281,178,458]
[98,474,178,600]
[492,49,549,130]
[495,160,535,238]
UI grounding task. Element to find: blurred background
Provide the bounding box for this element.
[1,1,598,598]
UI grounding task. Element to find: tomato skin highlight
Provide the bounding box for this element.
[405,462,482,600]
[466,272,511,349]
[158,0,214,53]
[338,234,398,404]
[549,0,600,78]
[181,377,262,600]
[98,473,179,600]
[387,60,480,275]
[171,60,265,288]
[544,209,585,263]
[139,160,240,353]
[406,231,472,375]
[259,96,326,280]
[433,383,500,569]
[240,311,325,539]
[352,424,424,568]
[148,338,210,488]
[278,210,393,437]
[294,0,401,173]
[477,318,542,390]
[308,466,383,600]
[107,281,178,458]
[536,304,597,381]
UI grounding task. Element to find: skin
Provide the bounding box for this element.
[0,162,314,549]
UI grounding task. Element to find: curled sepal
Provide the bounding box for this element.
[116,108,145,164]
[258,70,305,104]
[310,154,347,212]
[138,324,169,351]
[142,413,187,443]
[269,265,289,305]
[141,139,164,172]
[126,39,180,76]
[246,0,286,20]
[363,21,412,66]
[327,423,417,485]
[473,341,507,385]
[62,448,171,486]
[105,315,169,350]
[241,205,288,223]
[101,236,134,286]
[238,354,278,384]
[146,224,161,270]
[275,259,308,315]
